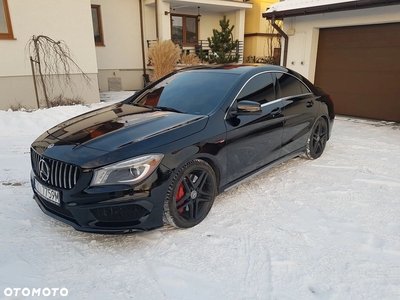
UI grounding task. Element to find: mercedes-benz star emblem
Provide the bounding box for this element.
[39,159,50,182]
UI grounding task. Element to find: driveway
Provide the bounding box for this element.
[0,105,399,299]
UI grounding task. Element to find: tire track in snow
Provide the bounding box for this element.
[240,235,273,299]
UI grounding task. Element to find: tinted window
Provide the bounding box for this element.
[276,73,310,98]
[237,73,275,104]
[132,71,239,115]
[300,81,310,94]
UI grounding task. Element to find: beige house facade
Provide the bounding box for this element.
[92,0,252,92]
[0,0,252,110]
[243,0,281,63]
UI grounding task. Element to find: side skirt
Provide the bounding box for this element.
[220,148,305,193]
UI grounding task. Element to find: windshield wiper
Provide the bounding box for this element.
[153,106,185,113]
[133,103,185,113]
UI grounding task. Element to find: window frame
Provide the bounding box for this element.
[0,0,14,40]
[91,4,105,46]
[170,13,198,46]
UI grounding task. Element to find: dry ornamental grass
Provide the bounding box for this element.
[180,53,200,66]
[50,95,84,107]
[148,40,181,81]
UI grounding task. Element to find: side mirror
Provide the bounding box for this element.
[231,100,261,116]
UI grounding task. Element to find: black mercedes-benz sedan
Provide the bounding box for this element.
[30,64,334,233]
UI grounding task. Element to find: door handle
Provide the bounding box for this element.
[306,100,314,108]
[271,107,281,116]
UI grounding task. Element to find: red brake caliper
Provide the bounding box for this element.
[176,183,185,214]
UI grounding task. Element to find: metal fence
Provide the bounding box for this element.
[147,40,244,62]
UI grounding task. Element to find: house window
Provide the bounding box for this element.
[171,14,198,46]
[91,5,104,46]
[0,0,14,39]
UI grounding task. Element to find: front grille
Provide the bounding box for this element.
[31,148,81,190]
[90,204,149,223]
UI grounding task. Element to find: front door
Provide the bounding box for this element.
[225,72,284,183]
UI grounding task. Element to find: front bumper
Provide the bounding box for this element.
[31,172,167,234]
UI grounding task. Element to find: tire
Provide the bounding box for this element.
[304,117,328,160]
[164,159,217,229]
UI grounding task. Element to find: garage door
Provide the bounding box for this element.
[314,23,400,122]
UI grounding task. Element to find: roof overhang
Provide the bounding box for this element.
[144,0,252,12]
[263,0,400,20]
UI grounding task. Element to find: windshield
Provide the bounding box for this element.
[131,71,239,115]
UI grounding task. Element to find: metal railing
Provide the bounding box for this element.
[147,40,244,62]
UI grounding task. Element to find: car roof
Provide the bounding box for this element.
[177,64,287,75]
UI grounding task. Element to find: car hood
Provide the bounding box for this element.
[34,103,208,154]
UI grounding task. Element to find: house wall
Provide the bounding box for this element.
[244,0,280,61]
[93,0,250,92]
[199,12,225,40]
[243,35,281,62]
[226,9,245,43]
[170,8,226,41]
[282,5,400,82]
[92,0,144,92]
[170,7,243,41]
[0,0,99,110]
[245,0,277,34]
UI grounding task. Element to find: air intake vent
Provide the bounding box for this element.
[90,205,149,223]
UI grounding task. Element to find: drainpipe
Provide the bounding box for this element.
[155,0,159,40]
[271,15,288,67]
[139,0,147,76]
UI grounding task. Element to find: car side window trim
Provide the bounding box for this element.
[278,93,314,102]
[261,99,282,107]
[224,70,314,120]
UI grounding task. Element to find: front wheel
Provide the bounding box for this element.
[164,159,217,229]
[304,117,328,160]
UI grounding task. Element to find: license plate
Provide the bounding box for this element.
[34,179,60,206]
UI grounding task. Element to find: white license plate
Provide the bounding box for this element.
[35,179,60,206]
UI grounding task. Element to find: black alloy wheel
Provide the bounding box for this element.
[164,159,217,228]
[305,117,328,159]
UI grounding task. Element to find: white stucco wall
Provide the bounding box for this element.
[283,5,400,82]
[225,9,245,42]
[0,0,99,110]
[1,0,98,76]
[92,0,142,70]
[92,0,145,91]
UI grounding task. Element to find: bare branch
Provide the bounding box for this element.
[26,35,92,108]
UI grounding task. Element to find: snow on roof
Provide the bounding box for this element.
[266,0,356,13]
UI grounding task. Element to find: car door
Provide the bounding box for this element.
[275,72,320,156]
[225,72,284,184]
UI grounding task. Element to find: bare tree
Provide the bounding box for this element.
[264,20,282,61]
[27,35,91,108]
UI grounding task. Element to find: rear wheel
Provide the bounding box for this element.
[164,159,217,228]
[304,117,328,159]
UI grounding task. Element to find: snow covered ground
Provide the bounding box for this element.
[1,93,400,299]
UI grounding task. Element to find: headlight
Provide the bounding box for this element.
[90,154,164,186]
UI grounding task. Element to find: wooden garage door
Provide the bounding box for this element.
[314,23,400,122]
